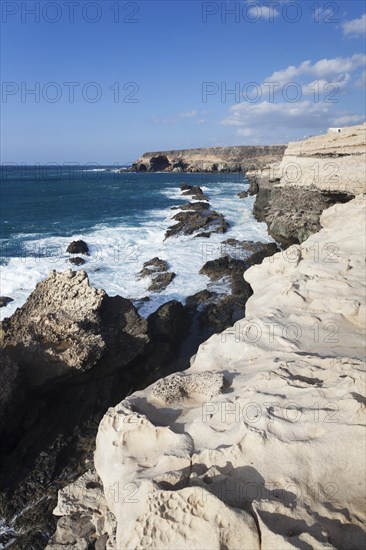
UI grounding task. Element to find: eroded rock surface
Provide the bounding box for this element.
[50,196,366,549]
[0,269,149,385]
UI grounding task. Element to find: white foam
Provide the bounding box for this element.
[0,180,272,320]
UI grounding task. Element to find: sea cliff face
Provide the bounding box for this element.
[47,195,366,550]
[247,123,366,246]
[132,145,286,173]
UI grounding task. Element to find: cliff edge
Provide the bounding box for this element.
[248,123,366,246]
[48,195,366,549]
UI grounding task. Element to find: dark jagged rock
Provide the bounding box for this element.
[194,232,211,238]
[245,242,280,266]
[148,272,176,293]
[166,210,228,239]
[200,256,245,283]
[166,185,229,239]
[0,352,24,449]
[221,239,280,264]
[138,257,169,278]
[180,185,209,201]
[198,293,252,337]
[185,290,214,309]
[149,155,171,171]
[138,258,176,293]
[253,182,353,247]
[237,191,249,199]
[171,202,209,212]
[0,297,13,308]
[190,240,280,338]
[66,240,89,255]
[68,257,86,266]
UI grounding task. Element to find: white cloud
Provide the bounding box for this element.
[219,54,365,144]
[342,13,366,37]
[355,69,366,88]
[333,114,365,126]
[221,100,365,145]
[152,110,202,125]
[302,73,350,96]
[264,54,365,83]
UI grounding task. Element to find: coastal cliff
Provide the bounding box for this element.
[47,195,366,550]
[248,123,366,246]
[44,124,366,550]
[1,124,365,549]
[132,145,286,173]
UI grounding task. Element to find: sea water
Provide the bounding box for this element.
[0,166,272,319]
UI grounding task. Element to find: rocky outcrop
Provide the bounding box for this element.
[193,241,279,337]
[138,258,176,293]
[165,185,229,239]
[0,270,149,385]
[0,272,193,549]
[132,145,286,173]
[249,123,366,246]
[66,240,89,255]
[49,196,366,549]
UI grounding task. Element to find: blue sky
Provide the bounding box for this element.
[1,0,365,163]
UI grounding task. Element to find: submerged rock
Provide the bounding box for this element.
[68,256,86,266]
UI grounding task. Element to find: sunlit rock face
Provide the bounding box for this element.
[49,196,366,550]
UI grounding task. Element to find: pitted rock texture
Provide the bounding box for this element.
[152,371,225,405]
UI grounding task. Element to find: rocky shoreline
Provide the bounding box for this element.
[0,124,365,549]
[0,188,278,550]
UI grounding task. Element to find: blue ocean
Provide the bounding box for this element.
[0,166,272,319]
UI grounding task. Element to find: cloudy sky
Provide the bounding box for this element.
[1,0,365,162]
